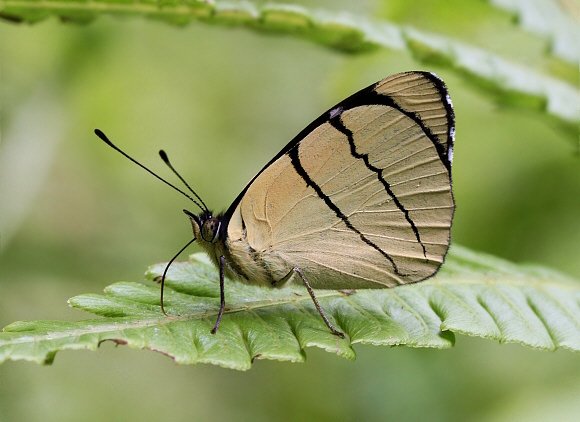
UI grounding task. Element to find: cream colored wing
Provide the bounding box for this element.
[224,71,454,289]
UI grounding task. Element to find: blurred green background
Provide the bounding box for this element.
[1,1,579,421]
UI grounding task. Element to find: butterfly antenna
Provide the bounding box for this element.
[159,236,197,315]
[94,129,206,212]
[159,150,209,213]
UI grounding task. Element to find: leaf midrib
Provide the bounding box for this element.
[1,290,341,344]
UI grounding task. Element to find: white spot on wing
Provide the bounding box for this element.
[329,106,343,119]
[445,93,453,108]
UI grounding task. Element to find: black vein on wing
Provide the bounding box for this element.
[288,145,404,277]
[361,91,450,172]
[374,72,455,173]
[329,117,427,259]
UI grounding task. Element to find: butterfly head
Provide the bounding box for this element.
[184,209,221,244]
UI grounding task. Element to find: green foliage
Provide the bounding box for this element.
[0,0,578,133]
[2,247,578,370]
[486,0,579,63]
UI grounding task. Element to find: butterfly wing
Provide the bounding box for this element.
[223,71,454,289]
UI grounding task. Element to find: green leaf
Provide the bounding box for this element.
[486,0,580,64]
[1,0,578,132]
[1,246,579,370]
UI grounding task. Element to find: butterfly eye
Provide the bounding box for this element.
[201,218,220,243]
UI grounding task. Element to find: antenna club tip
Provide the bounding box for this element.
[159,150,169,162]
[94,128,111,144]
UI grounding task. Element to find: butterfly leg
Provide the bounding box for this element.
[270,270,293,287]
[293,267,345,339]
[211,255,226,334]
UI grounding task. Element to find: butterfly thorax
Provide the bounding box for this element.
[187,208,285,287]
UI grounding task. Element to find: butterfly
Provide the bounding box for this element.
[95,70,455,338]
